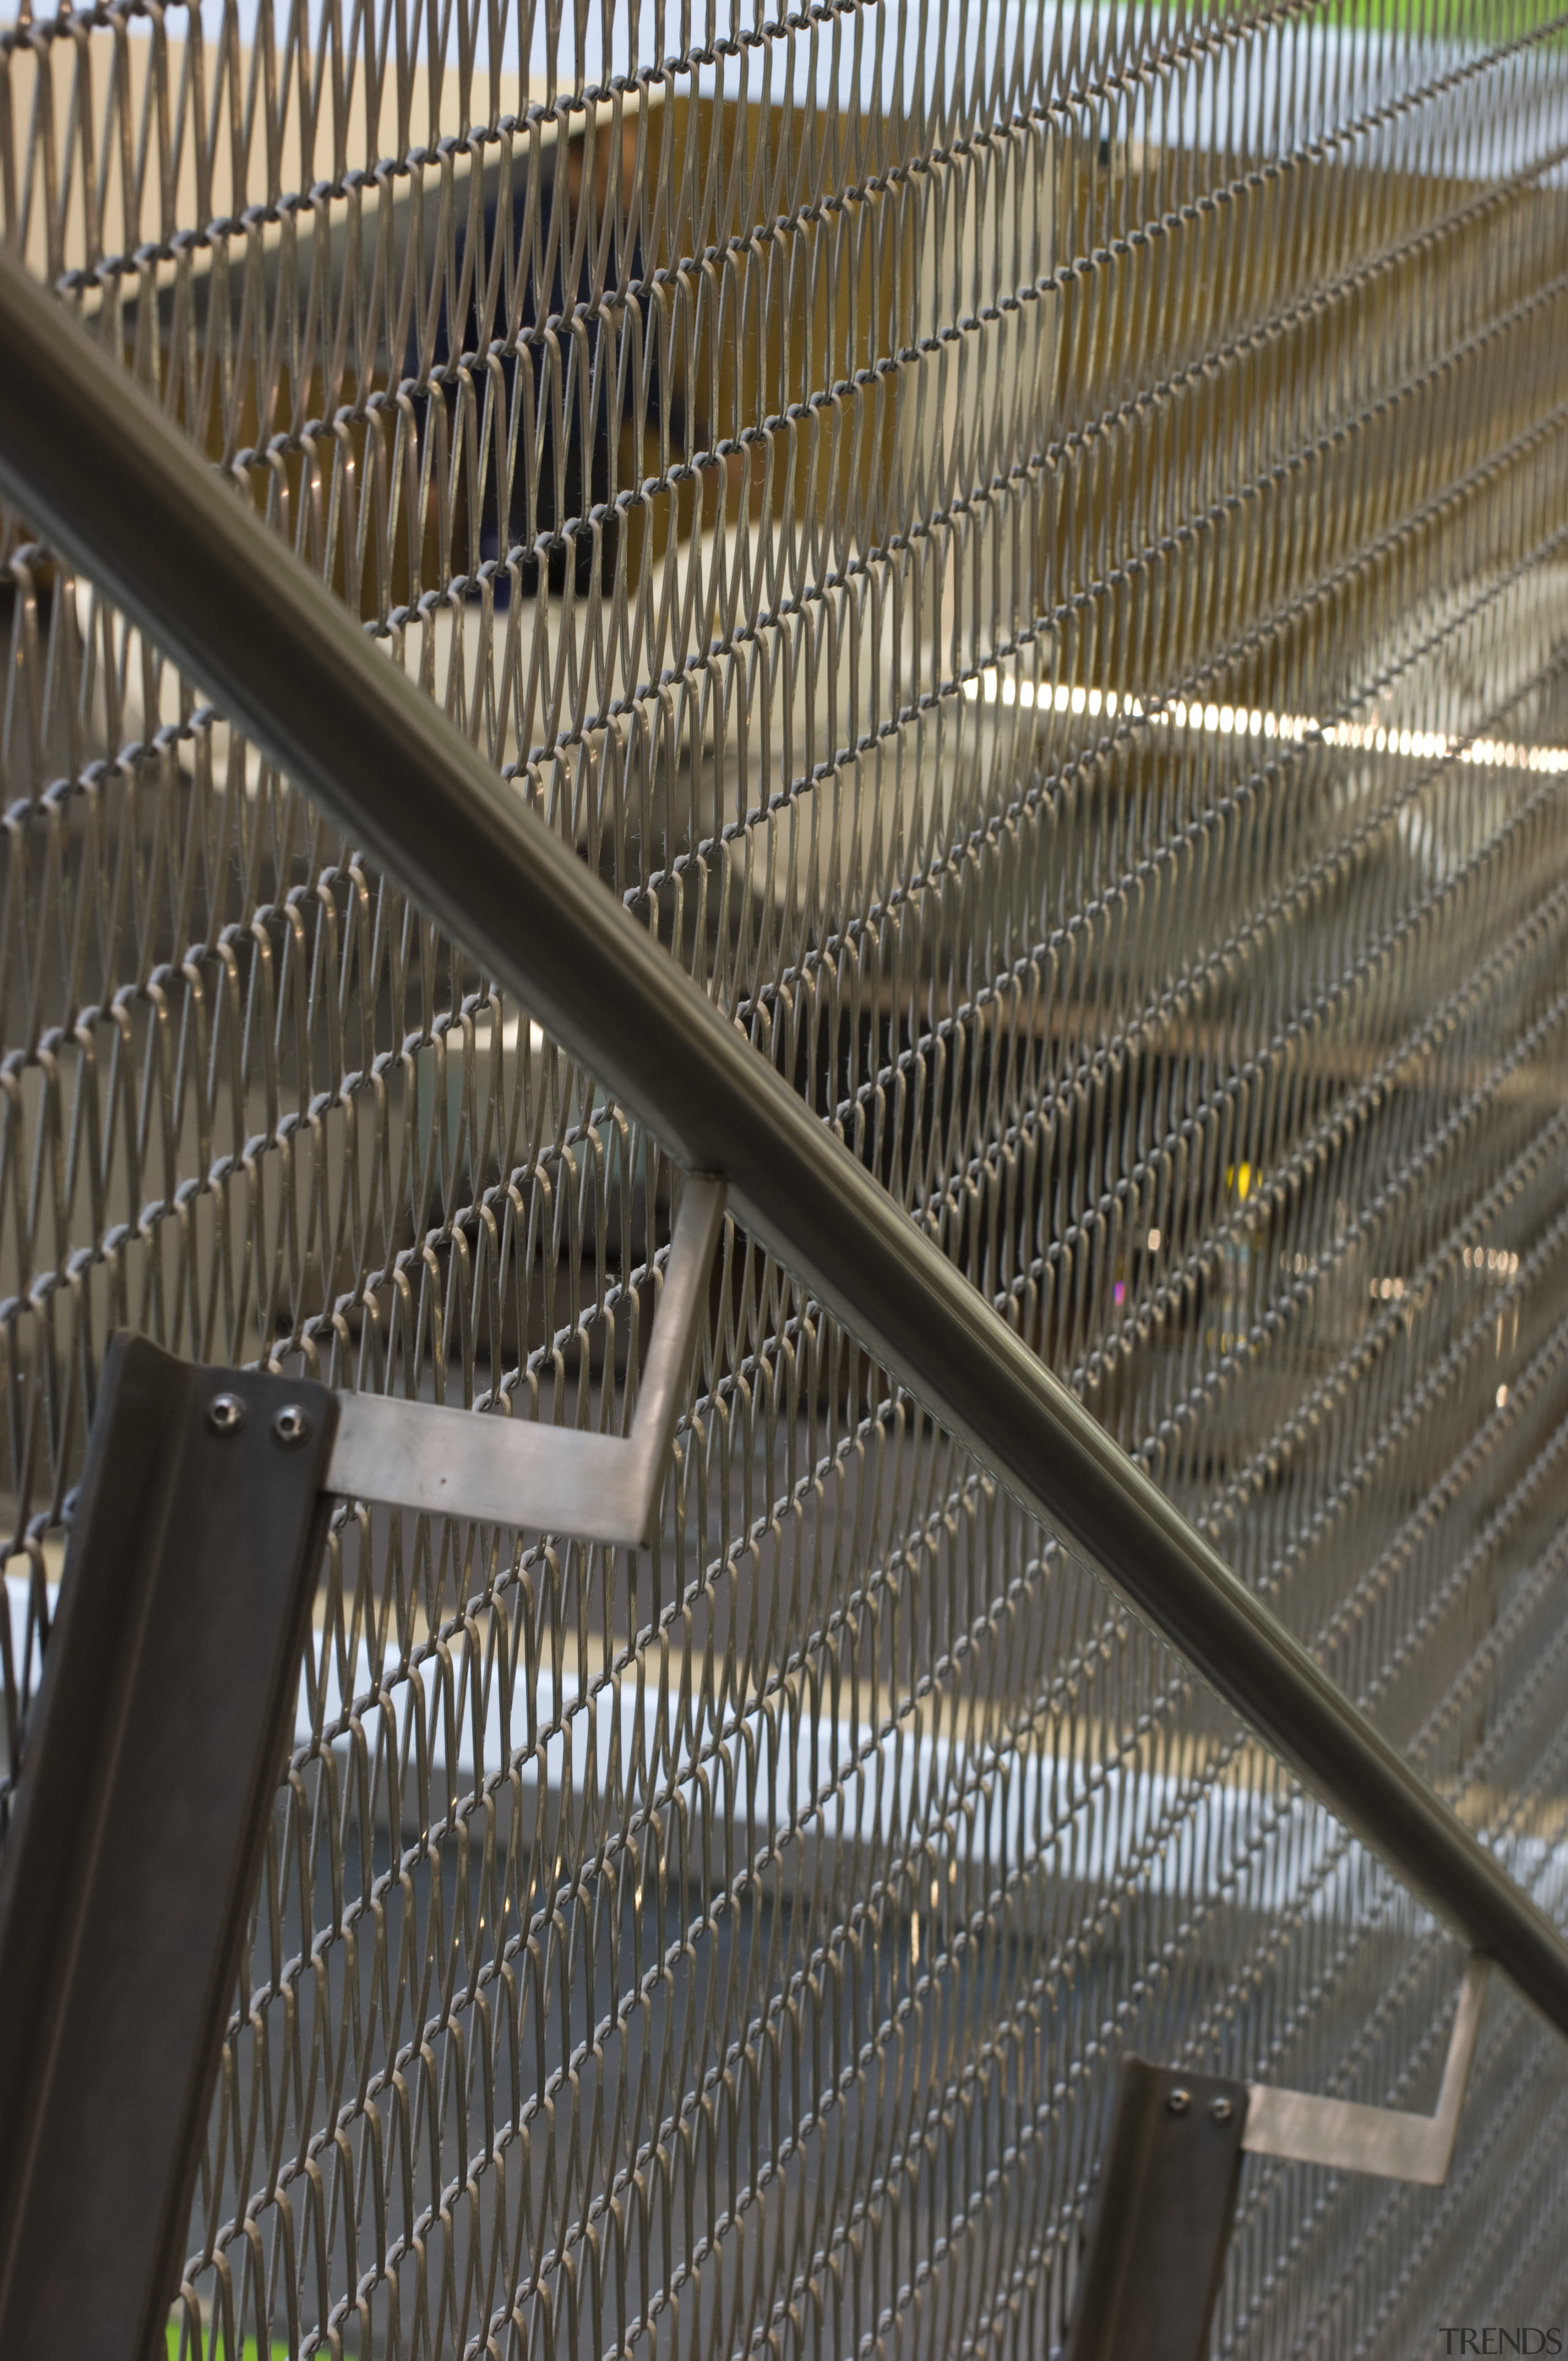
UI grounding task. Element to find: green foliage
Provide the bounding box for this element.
[165,2332,293,2361]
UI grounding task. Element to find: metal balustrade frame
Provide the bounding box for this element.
[2,238,1567,2170]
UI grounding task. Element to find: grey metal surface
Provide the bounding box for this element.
[0,1335,338,2359]
[1064,2057,1250,2361]
[1242,1959,1490,2186]
[328,1175,725,1539]
[2,6,1568,2359]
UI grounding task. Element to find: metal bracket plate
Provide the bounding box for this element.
[1066,1962,1490,2361]
[1242,1956,1489,2185]
[325,1174,725,1542]
[0,1181,720,2352]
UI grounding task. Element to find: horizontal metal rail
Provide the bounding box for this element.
[3,243,1567,2039]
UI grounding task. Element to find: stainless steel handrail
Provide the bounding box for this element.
[3,244,1567,2038]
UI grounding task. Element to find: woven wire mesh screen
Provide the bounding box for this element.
[3,0,1568,2353]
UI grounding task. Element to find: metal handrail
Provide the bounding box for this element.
[3,244,1567,2041]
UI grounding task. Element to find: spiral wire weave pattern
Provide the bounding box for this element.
[2,1,1568,2354]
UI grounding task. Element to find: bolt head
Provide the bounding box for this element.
[1166,2087,1191,2117]
[1210,2097,1234,2124]
[273,1403,311,1449]
[208,1392,246,1437]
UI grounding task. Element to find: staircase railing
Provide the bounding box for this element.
[0,232,1564,2358]
[1,236,1564,2031]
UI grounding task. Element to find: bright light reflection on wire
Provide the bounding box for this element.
[960,671,1568,773]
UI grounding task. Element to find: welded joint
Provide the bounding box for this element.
[325,1176,726,1546]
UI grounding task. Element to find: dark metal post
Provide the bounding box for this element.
[1066,2060,1250,2361]
[0,1335,338,2360]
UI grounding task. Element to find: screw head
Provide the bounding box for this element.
[1210,2097,1235,2125]
[273,1403,311,1449]
[208,1392,246,1437]
[1166,2087,1191,2117]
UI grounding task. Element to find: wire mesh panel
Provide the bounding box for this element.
[2,1,1568,2355]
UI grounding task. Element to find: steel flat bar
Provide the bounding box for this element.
[326,1399,659,1541]
[1242,1959,1490,2184]
[2,246,1567,2038]
[326,1176,726,1541]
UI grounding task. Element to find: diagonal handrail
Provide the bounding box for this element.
[1,243,1566,2039]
